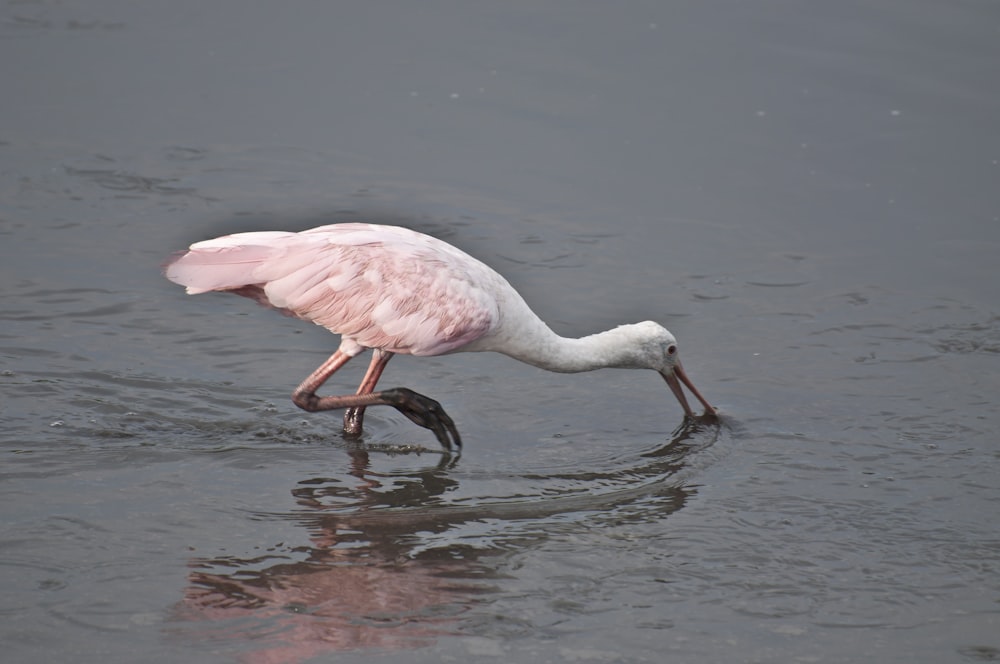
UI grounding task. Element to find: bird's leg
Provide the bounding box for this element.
[291,349,462,451]
[291,349,355,411]
[343,349,394,437]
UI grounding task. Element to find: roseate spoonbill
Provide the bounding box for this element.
[165,223,716,451]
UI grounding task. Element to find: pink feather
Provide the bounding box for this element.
[165,224,501,356]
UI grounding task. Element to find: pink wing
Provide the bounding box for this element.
[165,224,501,356]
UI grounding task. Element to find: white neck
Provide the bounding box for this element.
[458,286,669,373]
[481,322,655,373]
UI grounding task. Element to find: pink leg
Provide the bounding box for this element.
[343,349,394,436]
[291,349,461,451]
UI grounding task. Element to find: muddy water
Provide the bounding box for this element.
[2,2,999,663]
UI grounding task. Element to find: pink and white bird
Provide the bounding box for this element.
[165,223,716,451]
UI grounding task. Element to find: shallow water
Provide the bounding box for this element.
[2,2,999,663]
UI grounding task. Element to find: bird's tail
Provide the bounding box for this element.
[163,231,294,294]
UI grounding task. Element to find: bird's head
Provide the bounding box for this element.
[629,321,717,419]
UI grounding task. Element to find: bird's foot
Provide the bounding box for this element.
[380,387,462,452]
[700,406,721,423]
[681,408,721,430]
[343,406,365,437]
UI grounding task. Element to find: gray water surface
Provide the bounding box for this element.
[2,2,999,663]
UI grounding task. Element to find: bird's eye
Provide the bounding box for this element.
[667,345,677,355]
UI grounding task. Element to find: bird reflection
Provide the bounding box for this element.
[175,418,724,661]
[178,452,487,661]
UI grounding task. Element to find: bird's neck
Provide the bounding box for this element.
[494,323,647,373]
[461,286,653,372]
